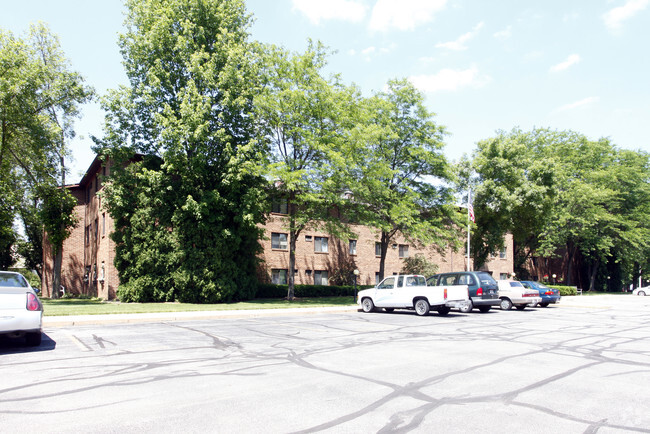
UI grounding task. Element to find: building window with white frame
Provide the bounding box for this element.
[314,236,328,253]
[314,270,329,285]
[349,240,357,255]
[271,232,288,250]
[499,247,507,259]
[272,269,288,284]
[399,244,409,258]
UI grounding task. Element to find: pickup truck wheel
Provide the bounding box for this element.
[437,306,450,316]
[361,298,375,313]
[384,308,394,313]
[459,300,473,313]
[478,306,491,313]
[500,298,513,310]
[515,305,526,311]
[414,299,430,316]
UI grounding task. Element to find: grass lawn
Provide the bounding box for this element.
[41,296,357,316]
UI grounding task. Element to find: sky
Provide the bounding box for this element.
[2,0,649,182]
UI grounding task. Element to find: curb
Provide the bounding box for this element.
[43,305,360,327]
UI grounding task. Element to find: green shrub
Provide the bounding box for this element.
[549,285,577,296]
[256,283,374,299]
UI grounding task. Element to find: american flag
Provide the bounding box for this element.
[468,202,475,223]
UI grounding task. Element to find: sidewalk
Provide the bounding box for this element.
[43,305,360,327]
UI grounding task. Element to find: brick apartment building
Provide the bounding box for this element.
[42,156,513,299]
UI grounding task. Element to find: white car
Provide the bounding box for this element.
[0,271,43,346]
[497,280,542,310]
[632,286,649,296]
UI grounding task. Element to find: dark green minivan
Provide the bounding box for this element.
[427,271,500,313]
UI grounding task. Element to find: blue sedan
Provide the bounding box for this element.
[520,281,561,307]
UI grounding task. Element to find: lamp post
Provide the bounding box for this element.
[353,269,359,302]
[552,274,556,285]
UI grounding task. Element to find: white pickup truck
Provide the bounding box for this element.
[357,274,470,316]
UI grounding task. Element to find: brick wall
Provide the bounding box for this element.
[43,157,514,298]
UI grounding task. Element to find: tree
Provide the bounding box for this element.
[0,23,93,295]
[254,42,359,299]
[352,79,461,280]
[468,128,560,271]
[96,0,267,302]
[470,128,650,290]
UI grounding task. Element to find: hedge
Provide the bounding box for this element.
[256,283,374,299]
[548,285,579,296]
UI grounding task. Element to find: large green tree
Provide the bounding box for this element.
[352,79,461,280]
[254,42,359,299]
[96,0,266,302]
[470,128,650,290]
[0,23,93,294]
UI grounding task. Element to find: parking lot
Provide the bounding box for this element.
[1,295,649,433]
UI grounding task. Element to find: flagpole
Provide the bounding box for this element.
[467,188,471,271]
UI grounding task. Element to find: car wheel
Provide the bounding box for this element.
[478,306,491,313]
[459,300,473,313]
[361,298,375,313]
[639,291,646,296]
[540,302,550,307]
[414,299,430,316]
[25,332,42,347]
[384,308,394,313]
[500,298,513,310]
[437,306,450,316]
[515,305,526,311]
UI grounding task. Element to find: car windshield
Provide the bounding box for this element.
[0,273,28,288]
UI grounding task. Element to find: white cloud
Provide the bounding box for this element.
[603,0,649,31]
[555,96,600,112]
[291,0,367,25]
[493,25,512,40]
[436,22,484,51]
[409,65,490,93]
[369,0,447,31]
[550,54,581,72]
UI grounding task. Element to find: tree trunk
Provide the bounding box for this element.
[287,229,297,300]
[378,231,390,281]
[588,259,599,292]
[52,245,62,299]
[566,242,575,286]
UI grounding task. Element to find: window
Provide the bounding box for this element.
[399,244,409,258]
[271,198,288,214]
[458,274,475,286]
[305,235,312,242]
[378,277,395,289]
[314,270,329,285]
[375,272,381,284]
[314,237,328,253]
[271,233,288,250]
[397,276,404,287]
[272,269,287,284]
[94,218,99,242]
[439,274,457,286]
[375,242,383,257]
[500,273,509,280]
[85,225,90,245]
[102,213,106,236]
[349,240,357,255]
[499,247,507,259]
